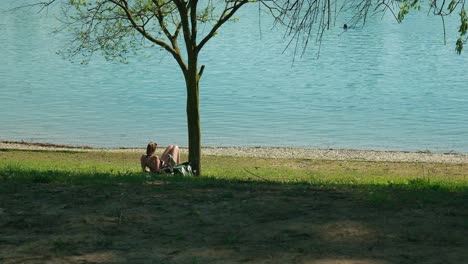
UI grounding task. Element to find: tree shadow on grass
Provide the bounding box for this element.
[0,168,467,264]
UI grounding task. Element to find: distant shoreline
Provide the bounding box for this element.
[1,140,467,164]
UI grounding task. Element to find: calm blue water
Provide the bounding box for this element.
[1,2,467,152]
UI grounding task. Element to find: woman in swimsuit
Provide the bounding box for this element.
[140,142,180,173]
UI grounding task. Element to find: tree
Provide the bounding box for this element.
[31,0,253,175]
[25,0,466,175]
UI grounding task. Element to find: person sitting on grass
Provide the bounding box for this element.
[140,142,180,173]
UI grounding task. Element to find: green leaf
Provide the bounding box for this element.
[448,0,456,12]
[456,38,463,54]
[459,9,467,36]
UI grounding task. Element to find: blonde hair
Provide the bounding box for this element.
[146,142,157,156]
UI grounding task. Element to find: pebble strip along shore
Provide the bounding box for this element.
[1,141,467,164]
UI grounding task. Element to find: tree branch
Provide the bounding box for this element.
[190,0,198,48]
[108,0,187,74]
[198,0,248,52]
[173,0,193,57]
[8,0,57,13]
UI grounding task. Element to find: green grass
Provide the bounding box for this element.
[1,149,465,207]
[1,148,467,263]
[1,148,467,195]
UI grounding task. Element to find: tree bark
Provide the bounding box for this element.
[185,54,201,176]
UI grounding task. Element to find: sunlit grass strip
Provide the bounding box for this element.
[0,149,466,190]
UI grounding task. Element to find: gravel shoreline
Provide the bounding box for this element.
[1,141,467,164]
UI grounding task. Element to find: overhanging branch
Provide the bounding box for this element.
[108,0,188,74]
[197,0,248,52]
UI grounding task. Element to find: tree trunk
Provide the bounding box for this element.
[185,55,201,176]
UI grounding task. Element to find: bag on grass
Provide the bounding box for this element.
[172,162,193,177]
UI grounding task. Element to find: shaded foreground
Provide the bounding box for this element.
[1,178,468,264]
[0,149,467,263]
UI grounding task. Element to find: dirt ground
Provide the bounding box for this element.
[1,179,467,264]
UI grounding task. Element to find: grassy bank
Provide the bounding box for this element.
[1,148,467,187]
[1,149,467,263]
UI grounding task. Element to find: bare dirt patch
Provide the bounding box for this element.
[1,180,467,264]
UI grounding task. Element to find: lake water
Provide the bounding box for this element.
[1,2,467,152]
